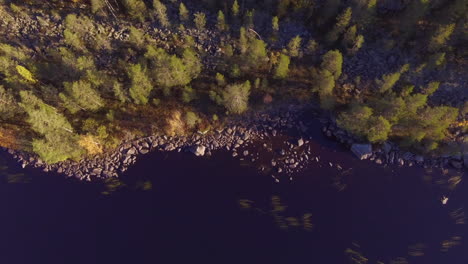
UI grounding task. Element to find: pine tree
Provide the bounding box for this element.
[113,81,128,103]
[239,27,248,54]
[127,64,153,105]
[326,7,352,43]
[153,0,170,27]
[320,50,343,80]
[179,2,189,23]
[61,80,104,112]
[217,10,227,32]
[316,70,336,110]
[122,0,147,22]
[274,53,290,79]
[194,12,206,30]
[246,38,268,68]
[375,72,401,94]
[244,9,255,28]
[428,23,455,52]
[19,91,83,163]
[367,116,391,142]
[91,0,105,14]
[0,85,19,120]
[342,25,364,54]
[287,35,302,57]
[232,0,240,17]
[128,26,146,49]
[272,16,279,32]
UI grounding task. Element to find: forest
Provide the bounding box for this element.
[0,0,466,163]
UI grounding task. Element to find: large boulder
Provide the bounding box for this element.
[190,145,206,156]
[351,144,373,160]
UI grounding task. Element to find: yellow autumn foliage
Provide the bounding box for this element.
[78,134,103,155]
[0,128,19,149]
[16,65,37,83]
[164,110,186,136]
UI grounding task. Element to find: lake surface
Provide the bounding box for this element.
[0,129,466,264]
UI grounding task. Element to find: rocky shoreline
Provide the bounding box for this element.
[1,104,466,181]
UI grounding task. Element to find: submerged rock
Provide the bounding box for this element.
[351,144,372,160]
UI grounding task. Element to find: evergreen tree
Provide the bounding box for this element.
[287,35,302,57]
[61,80,104,113]
[367,116,391,142]
[217,10,227,32]
[375,64,408,94]
[128,26,146,49]
[244,9,255,29]
[19,91,83,163]
[320,50,343,80]
[239,27,248,54]
[274,53,290,79]
[153,0,170,27]
[121,0,147,22]
[423,81,440,95]
[113,81,128,103]
[91,0,105,14]
[127,64,153,105]
[246,38,268,69]
[326,7,352,43]
[179,2,189,23]
[428,23,455,52]
[0,85,19,120]
[272,16,279,32]
[194,12,206,30]
[314,70,336,110]
[232,0,240,17]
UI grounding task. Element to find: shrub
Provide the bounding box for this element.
[182,86,196,103]
[185,111,199,128]
[222,81,251,114]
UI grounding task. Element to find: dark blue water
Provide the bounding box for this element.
[0,136,466,264]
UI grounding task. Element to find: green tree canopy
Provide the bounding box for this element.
[320,50,343,80]
[274,53,290,79]
[127,63,153,105]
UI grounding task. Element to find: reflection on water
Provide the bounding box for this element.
[0,155,30,184]
[450,208,466,225]
[239,196,313,231]
[345,245,369,264]
[440,236,462,252]
[0,145,467,263]
[101,177,126,195]
[407,243,426,257]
